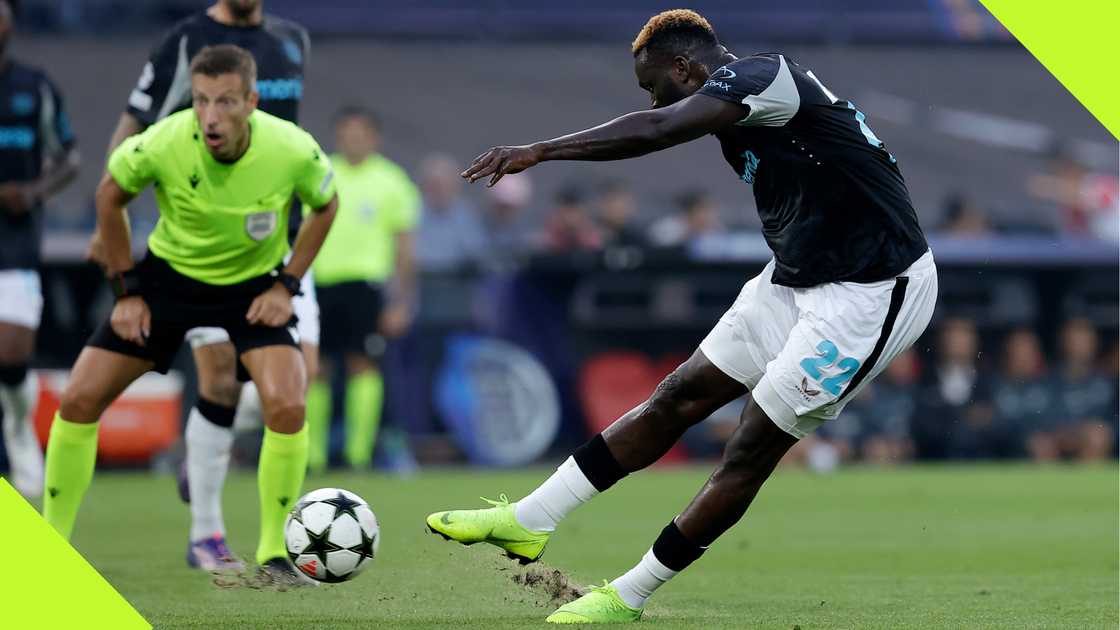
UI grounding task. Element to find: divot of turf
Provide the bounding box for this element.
[508,561,586,608]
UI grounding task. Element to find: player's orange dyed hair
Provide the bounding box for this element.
[631,9,718,57]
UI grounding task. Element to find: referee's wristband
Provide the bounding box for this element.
[110,269,142,300]
[276,271,303,297]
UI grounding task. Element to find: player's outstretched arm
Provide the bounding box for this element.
[462,94,746,186]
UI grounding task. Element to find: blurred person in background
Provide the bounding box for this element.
[596,179,645,247]
[483,173,534,260]
[648,190,721,248]
[537,185,602,253]
[308,106,419,472]
[938,193,993,238]
[1027,318,1114,461]
[415,153,488,271]
[913,317,996,459]
[990,327,1052,457]
[857,348,920,464]
[92,0,317,572]
[1028,146,1119,241]
[0,0,80,499]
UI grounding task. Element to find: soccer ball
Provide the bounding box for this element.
[285,488,379,583]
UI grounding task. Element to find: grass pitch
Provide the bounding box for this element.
[69,463,1117,629]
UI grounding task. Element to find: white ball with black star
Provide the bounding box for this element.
[284,488,379,583]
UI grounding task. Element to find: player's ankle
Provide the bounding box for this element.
[612,521,706,609]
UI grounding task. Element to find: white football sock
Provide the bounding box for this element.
[232,382,263,433]
[186,407,234,541]
[1,371,43,498]
[611,548,679,609]
[514,456,598,532]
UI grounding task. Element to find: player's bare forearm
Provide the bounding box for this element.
[284,194,338,279]
[106,112,146,159]
[94,173,138,276]
[536,110,694,163]
[30,148,81,201]
[463,94,746,186]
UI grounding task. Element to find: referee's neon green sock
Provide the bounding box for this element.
[305,380,331,473]
[343,371,383,469]
[256,425,308,565]
[42,413,99,541]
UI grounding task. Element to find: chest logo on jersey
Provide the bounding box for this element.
[740,150,761,185]
[245,211,278,241]
[256,78,303,101]
[10,93,34,116]
[0,126,34,149]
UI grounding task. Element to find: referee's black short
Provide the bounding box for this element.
[316,280,385,357]
[88,254,300,379]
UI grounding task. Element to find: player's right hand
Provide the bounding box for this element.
[0,183,33,216]
[461,144,542,187]
[246,283,294,327]
[111,296,151,347]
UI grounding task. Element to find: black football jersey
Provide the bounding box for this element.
[126,12,308,125]
[698,53,928,287]
[0,61,76,269]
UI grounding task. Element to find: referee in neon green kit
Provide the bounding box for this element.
[43,45,338,581]
[307,106,419,471]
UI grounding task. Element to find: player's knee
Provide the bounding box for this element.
[265,401,306,433]
[58,381,111,423]
[257,386,305,432]
[646,368,702,425]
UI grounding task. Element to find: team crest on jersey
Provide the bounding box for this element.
[10,93,33,115]
[245,211,278,241]
[283,40,303,65]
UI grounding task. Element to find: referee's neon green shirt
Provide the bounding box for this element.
[108,109,336,285]
[310,153,420,286]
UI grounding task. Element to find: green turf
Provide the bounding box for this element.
[68,463,1118,629]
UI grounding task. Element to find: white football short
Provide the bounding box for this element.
[699,250,937,439]
[186,269,320,349]
[0,269,43,330]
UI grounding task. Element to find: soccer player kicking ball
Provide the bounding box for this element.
[43,44,338,583]
[427,9,938,623]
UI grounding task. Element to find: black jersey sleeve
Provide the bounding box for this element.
[126,23,191,125]
[698,54,801,128]
[39,74,77,157]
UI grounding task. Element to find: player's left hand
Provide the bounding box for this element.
[0,183,34,215]
[378,302,412,339]
[462,144,541,187]
[246,283,294,327]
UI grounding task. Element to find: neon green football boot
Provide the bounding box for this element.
[425,494,550,564]
[546,582,644,624]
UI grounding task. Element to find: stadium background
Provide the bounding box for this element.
[4,0,1118,471]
